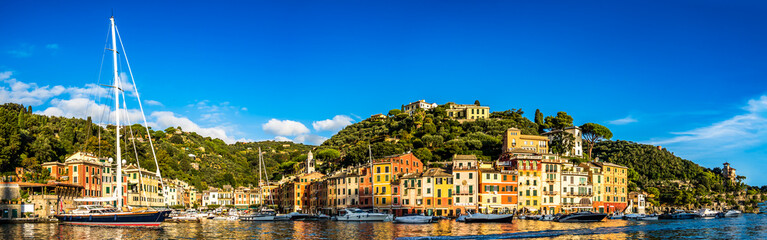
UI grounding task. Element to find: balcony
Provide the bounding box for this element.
[543,191,558,196]
[454,192,474,196]
[545,178,556,183]
[564,192,593,197]
[562,202,592,208]
[453,166,478,170]
[562,171,588,176]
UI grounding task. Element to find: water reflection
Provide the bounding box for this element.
[1,214,766,239]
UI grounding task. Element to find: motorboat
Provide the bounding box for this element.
[284,212,314,221]
[455,215,467,222]
[623,213,643,220]
[539,214,556,221]
[695,208,719,219]
[463,213,514,223]
[394,214,434,224]
[659,210,697,219]
[608,213,624,219]
[240,209,277,221]
[170,210,201,221]
[717,210,742,218]
[555,212,607,222]
[335,208,393,221]
[637,215,659,221]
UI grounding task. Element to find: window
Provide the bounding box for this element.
[74,166,78,172]
[456,173,460,179]
[385,166,389,173]
[469,173,473,179]
[377,167,381,173]
[469,185,473,194]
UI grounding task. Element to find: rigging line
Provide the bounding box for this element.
[84,25,112,155]
[115,26,166,204]
[120,85,147,208]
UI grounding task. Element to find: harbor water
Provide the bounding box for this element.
[1,214,766,239]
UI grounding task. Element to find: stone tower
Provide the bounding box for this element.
[306,150,315,174]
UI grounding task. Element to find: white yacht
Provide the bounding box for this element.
[717,210,742,218]
[335,209,393,221]
[394,214,433,224]
[695,208,719,219]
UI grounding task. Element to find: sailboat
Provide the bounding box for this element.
[54,16,171,227]
[240,147,278,221]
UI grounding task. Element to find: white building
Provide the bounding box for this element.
[401,100,438,115]
[202,189,220,207]
[542,126,583,157]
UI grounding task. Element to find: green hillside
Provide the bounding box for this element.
[0,103,313,191]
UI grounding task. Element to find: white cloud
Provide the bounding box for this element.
[274,136,292,142]
[649,95,767,151]
[46,44,59,49]
[38,98,145,124]
[0,71,66,106]
[145,100,163,106]
[262,119,310,136]
[151,111,236,144]
[608,116,638,125]
[294,134,329,145]
[312,115,354,132]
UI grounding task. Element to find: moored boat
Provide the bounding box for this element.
[463,213,514,223]
[555,212,607,222]
[334,208,393,221]
[717,210,742,218]
[659,210,697,219]
[394,214,433,224]
[695,208,719,219]
[54,204,171,227]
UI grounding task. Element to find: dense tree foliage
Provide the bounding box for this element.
[323,105,539,166]
[592,140,755,207]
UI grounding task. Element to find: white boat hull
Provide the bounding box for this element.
[394,216,433,224]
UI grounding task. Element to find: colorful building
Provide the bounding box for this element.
[541,155,563,214]
[372,152,423,215]
[421,168,452,216]
[502,128,549,154]
[452,154,479,215]
[595,162,628,213]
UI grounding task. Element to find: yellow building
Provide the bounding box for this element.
[515,154,543,214]
[421,168,453,216]
[445,102,490,120]
[372,153,423,215]
[595,162,628,213]
[502,128,549,154]
[124,164,164,208]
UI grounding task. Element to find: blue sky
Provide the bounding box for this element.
[2,1,767,185]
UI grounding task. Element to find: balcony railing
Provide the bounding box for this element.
[562,202,592,208]
[564,192,593,197]
[454,192,474,196]
[453,166,478,170]
[543,191,558,196]
[562,171,588,176]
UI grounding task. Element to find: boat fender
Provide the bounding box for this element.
[89,215,92,221]
[114,215,117,221]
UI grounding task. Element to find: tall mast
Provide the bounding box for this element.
[258,147,263,207]
[111,16,123,209]
[368,144,373,208]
